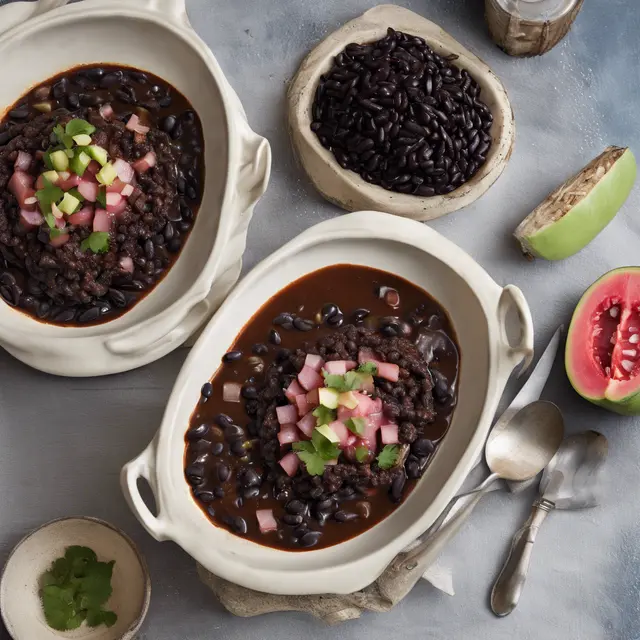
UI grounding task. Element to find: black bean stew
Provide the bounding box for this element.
[0,64,204,326]
[311,28,493,197]
[184,265,460,551]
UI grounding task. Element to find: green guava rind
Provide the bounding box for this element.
[519,148,637,261]
[566,266,640,415]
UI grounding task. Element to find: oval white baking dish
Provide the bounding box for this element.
[0,0,271,376]
[122,210,533,596]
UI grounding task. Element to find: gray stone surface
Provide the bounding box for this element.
[1,1,639,638]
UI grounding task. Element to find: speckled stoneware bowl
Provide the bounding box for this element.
[122,211,534,596]
[0,0,271,377]
[288,4,515,221]
[0,516,150,640]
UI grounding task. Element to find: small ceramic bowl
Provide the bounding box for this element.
[0,0,271,377]
[122,210,533,596]
[288,4,515,221]
[0,516,150,640]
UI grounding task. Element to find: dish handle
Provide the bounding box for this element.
[0,0,69,36]
[121,436,171,541]
[497,285,534,377]
[144,0,190,27]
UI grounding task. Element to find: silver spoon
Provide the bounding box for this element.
[491,430,608,616]
[389,401,564,576]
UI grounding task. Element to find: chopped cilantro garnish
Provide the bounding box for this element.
[36,183,64,208]
[377,444,400,470]
[357,361,378,375]
[312,405,335,427]
[65,118,96,138]
[40,546,117,631]
[96,187,107,208]
[43,210,57,230]
[80,231,109,254]
[355,446,371,463]
[53,124,74,149]
[345,417,367,436]
[323,369,373,393]
[291,428,341,476]
[49,228,67,239]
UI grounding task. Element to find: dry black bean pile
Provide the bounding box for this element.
[184,265,460,551]
[0,64,204,326]
[311,28,493,196]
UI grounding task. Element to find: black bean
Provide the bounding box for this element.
[327,312,344,327]
[214,413,234,428]
[201,382,213,398]
[243,486,260,499]
[335,510,358,522]
[51,308,76,323]
[167,238,182,253]
[285,499,308,515]
[186,462,204,480]
[231,516,248,535]
[195,490,215,503]
[224,424,245,440]
[300,531,322,547]
[100,71,123,88]
[412,437,435,457]
[283,514,303,526]
[187,423,210,440]
[241,385,258,399]
[390,470,407,503]
[273,312,293,326]
[77,307,101,323]
[406,459,421,479]
[67,93,80,109]
[241,468,262,488]
[163,117,177,135]
[353,308,370,322]
[292,525,309,539]
[216,462,231,483]
[252,343,269,355]
[269,329,282,345]
[212,442,224,455]
[214,487,225,499]
[321,303,339,321]
[222,350,242,363]
[293,317,314,331]
[230,440,246,457]
[52,78,68,99]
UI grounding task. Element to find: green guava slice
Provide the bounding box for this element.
[515,146,636,261]
[566,267,640,415]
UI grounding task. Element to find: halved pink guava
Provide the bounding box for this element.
[566,267,640,415]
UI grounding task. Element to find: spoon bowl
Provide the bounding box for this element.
[486,400,566,482]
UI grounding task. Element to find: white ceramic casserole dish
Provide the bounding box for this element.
[121,210,534,596]
[0,0,271,376]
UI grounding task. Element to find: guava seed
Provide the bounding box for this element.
[621,360,634,372]
[610,307,619,318]
[630,335,640,344]
[623,349,637,357]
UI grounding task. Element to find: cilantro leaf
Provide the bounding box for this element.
[322,372,350,392]
[96,187,107,208]
[377,444,400,470]
[345,417,367,436]
[355,446,371,463]
[80,231,109,254]
[43,210,56,229]
[53,124,74,149]
[312,405,335,427]
[65,118,96,138]
[322,370,373,392]
[292,441,315,454]
[40,546,117,632]
[311,428,341,461]
[296,450,325,476]
[357,361,378,375]
[36,183,64,208]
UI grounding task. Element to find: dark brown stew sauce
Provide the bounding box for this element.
[0,64,204,325]
[185,265,460,551]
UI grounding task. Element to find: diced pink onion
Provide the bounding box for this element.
[93,208,113,232]
[223,382,242,403]
[328,420,350,447]
[377,362,400,382]
[99,103,114,121]
[23,196,38,206]
[132,152,156,174]
[296,412,316,438]
[8,171,36,210]
[285,379,305,403]
[121,184,134,197]
[59,173,81,191]
[77,180,99,202]
[86,160,101,175]
[276,404,298,425]
[125,113,150,135]
[68,205,94,227]
[14,151,32,172]
[338,392,381,418]
[279,452,300,477]
[35,174,46,190]
[106,192,127,216]
[306,389,319,408]
[346,434,357,447]
[54,213,66,228]
[323,361,347,375]
[19,208,44,229]
[106,178,127,193]
[277,424,300,445]
[304,353,325,372]
[256,509,278,534]
[58,171,71,181]
[119,256,134,273]
[298,365,324,391]
[295,394,310,418]
[50,232,70,248]
[381,423,399,445]
[113,158,135,184]
[358,349,377,364]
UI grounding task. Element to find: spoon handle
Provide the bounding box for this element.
[490,498,555,616]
